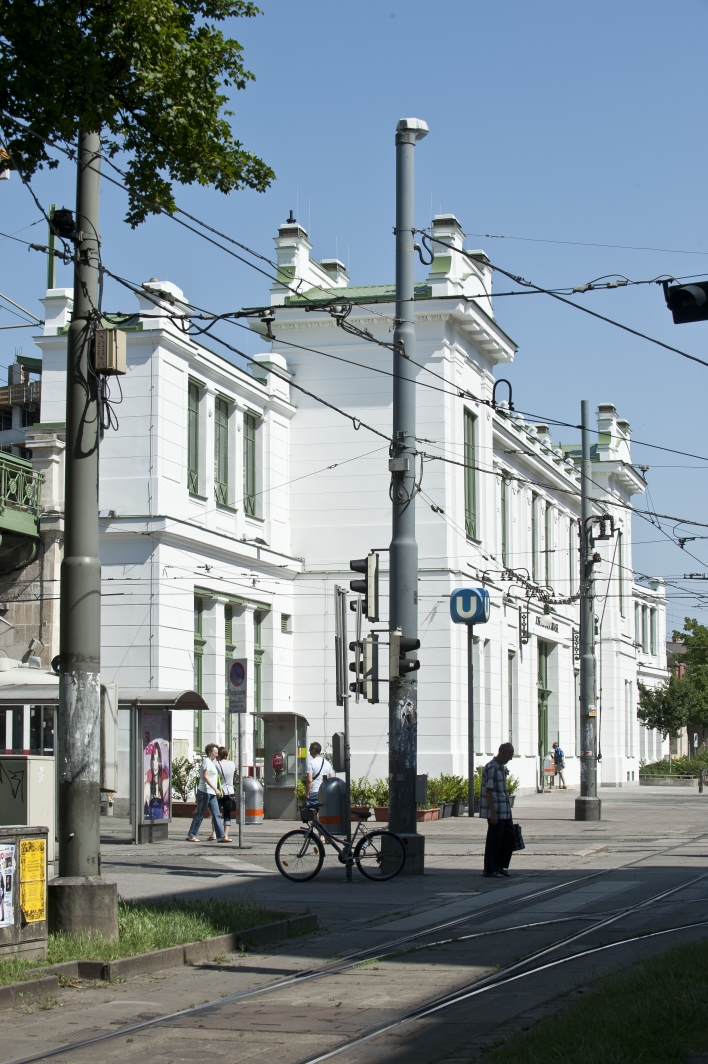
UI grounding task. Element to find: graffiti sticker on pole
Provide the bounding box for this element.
[228,659,247,714]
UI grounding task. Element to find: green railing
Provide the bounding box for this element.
[0,452,43,537]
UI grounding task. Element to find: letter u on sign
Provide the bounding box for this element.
[450,587,490,625]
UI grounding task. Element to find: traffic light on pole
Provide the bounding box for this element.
[349,553,379,622]
[349,633,379,703]
[389,628,420,679]
[662,280,708,324]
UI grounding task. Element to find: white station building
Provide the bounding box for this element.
[23,213,668,795]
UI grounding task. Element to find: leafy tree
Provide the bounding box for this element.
[638,675,707,738]
[673,618,708,689]
[0,0,273,225]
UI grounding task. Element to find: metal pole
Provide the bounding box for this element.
[58,131,102,874]
[389,118,427,873]
[238,714,244,848]
[52,132,118,936]
[575,399,601,821]
[46,205,57,291]
[468,623,475,816]
[343,688,352,882]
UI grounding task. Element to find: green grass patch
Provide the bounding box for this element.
[0,895,287,987]
[483,938,708,1064]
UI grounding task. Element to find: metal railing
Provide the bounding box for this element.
[0,452,43,527]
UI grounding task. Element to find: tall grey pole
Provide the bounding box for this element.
[467,624,475,816]
[575,400,601,821]
[237,715,244,847]
[50,132,118,938]
[388,117,427,872]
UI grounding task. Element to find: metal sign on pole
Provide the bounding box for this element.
[450,587,490,816]
[227,659,249,848]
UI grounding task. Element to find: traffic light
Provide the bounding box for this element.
[389,628,420,679]
[349,633,379,702]
[349,552,379,622]
[662,279,708,324]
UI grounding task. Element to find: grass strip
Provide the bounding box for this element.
[483,938,708,1064]
[0,895,288,987]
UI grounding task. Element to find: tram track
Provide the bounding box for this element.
[7,832,708,1064]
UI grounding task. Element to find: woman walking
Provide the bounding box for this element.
[212,746,236,841]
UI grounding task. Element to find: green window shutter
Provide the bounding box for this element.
[531,493,539,582]
[243,413,257,517]
[464,410,477,539]
[214,398,229,506]
[188,381,199,494]
[618,531,625,617]
[544,503,552,586]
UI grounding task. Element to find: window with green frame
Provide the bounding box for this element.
[214,397,229,506]
[618,530,625,617]
[224,604,234,753]
[464,409,477,539]
[193,596,205,751]
[544,502,552,586]
[243,412,259,517]
[253,609,264,758]
[531,493,539,582]
[569,518,576,594]
[500,475,508,567]
[188,381,200,494]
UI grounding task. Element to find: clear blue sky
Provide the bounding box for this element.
[2,0,708,632]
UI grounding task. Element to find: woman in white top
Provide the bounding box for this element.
[213,746,236,841]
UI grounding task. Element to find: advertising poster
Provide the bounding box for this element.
[0,844,15,928]
[142,711,171,822]
[228,659,247,714]
[19,839,45,924]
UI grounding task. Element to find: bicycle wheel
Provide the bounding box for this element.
[354,830,406,881]
[275,829,324,882]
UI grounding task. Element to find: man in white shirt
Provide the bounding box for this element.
[305,742,333,806]
[186,743,229,842]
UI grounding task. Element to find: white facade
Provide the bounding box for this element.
[29,213,669,794]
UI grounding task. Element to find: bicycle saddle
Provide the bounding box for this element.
[351,810,372,819]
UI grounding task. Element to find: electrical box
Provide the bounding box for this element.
[332,731,346,773]
[94,328,127,375]
[256,712,308,819]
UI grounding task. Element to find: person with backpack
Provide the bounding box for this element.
[305,742,332,806]
[210,746,236,841]
[552,741,567,789]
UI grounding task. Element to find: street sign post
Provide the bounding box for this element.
[227,659,248,848]
[450,588,490,816]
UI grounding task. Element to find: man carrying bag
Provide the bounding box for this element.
[480,742,518,877]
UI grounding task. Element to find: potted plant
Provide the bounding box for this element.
[350,776,373,816]
[447,775,468,816]
[371,778,389,821]
[171,755,201,817]
[506,772,520,808]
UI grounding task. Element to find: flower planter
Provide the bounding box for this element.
[172,801,197,818]
[509,795,516,808]
[441,802,453,818]
[374,807,389,822]
[416,808,437,822]
[451,798,462,817]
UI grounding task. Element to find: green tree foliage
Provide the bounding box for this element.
[673,618,708,691]
[638,675,706,738]
[0,0,273,224]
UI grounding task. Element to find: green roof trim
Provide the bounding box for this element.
[284,282,432,306]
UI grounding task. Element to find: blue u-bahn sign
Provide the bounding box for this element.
[450,587,490,625]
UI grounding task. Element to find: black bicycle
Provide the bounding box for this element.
[275,807,407,882]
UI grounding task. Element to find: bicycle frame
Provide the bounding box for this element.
[300,810,368,863]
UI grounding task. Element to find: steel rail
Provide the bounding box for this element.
[302,916,708,1063]
[6,834,708,1064]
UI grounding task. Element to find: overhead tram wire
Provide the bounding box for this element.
[423,231,708,371]
[11,224,708,496]
[5,131,708,463]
